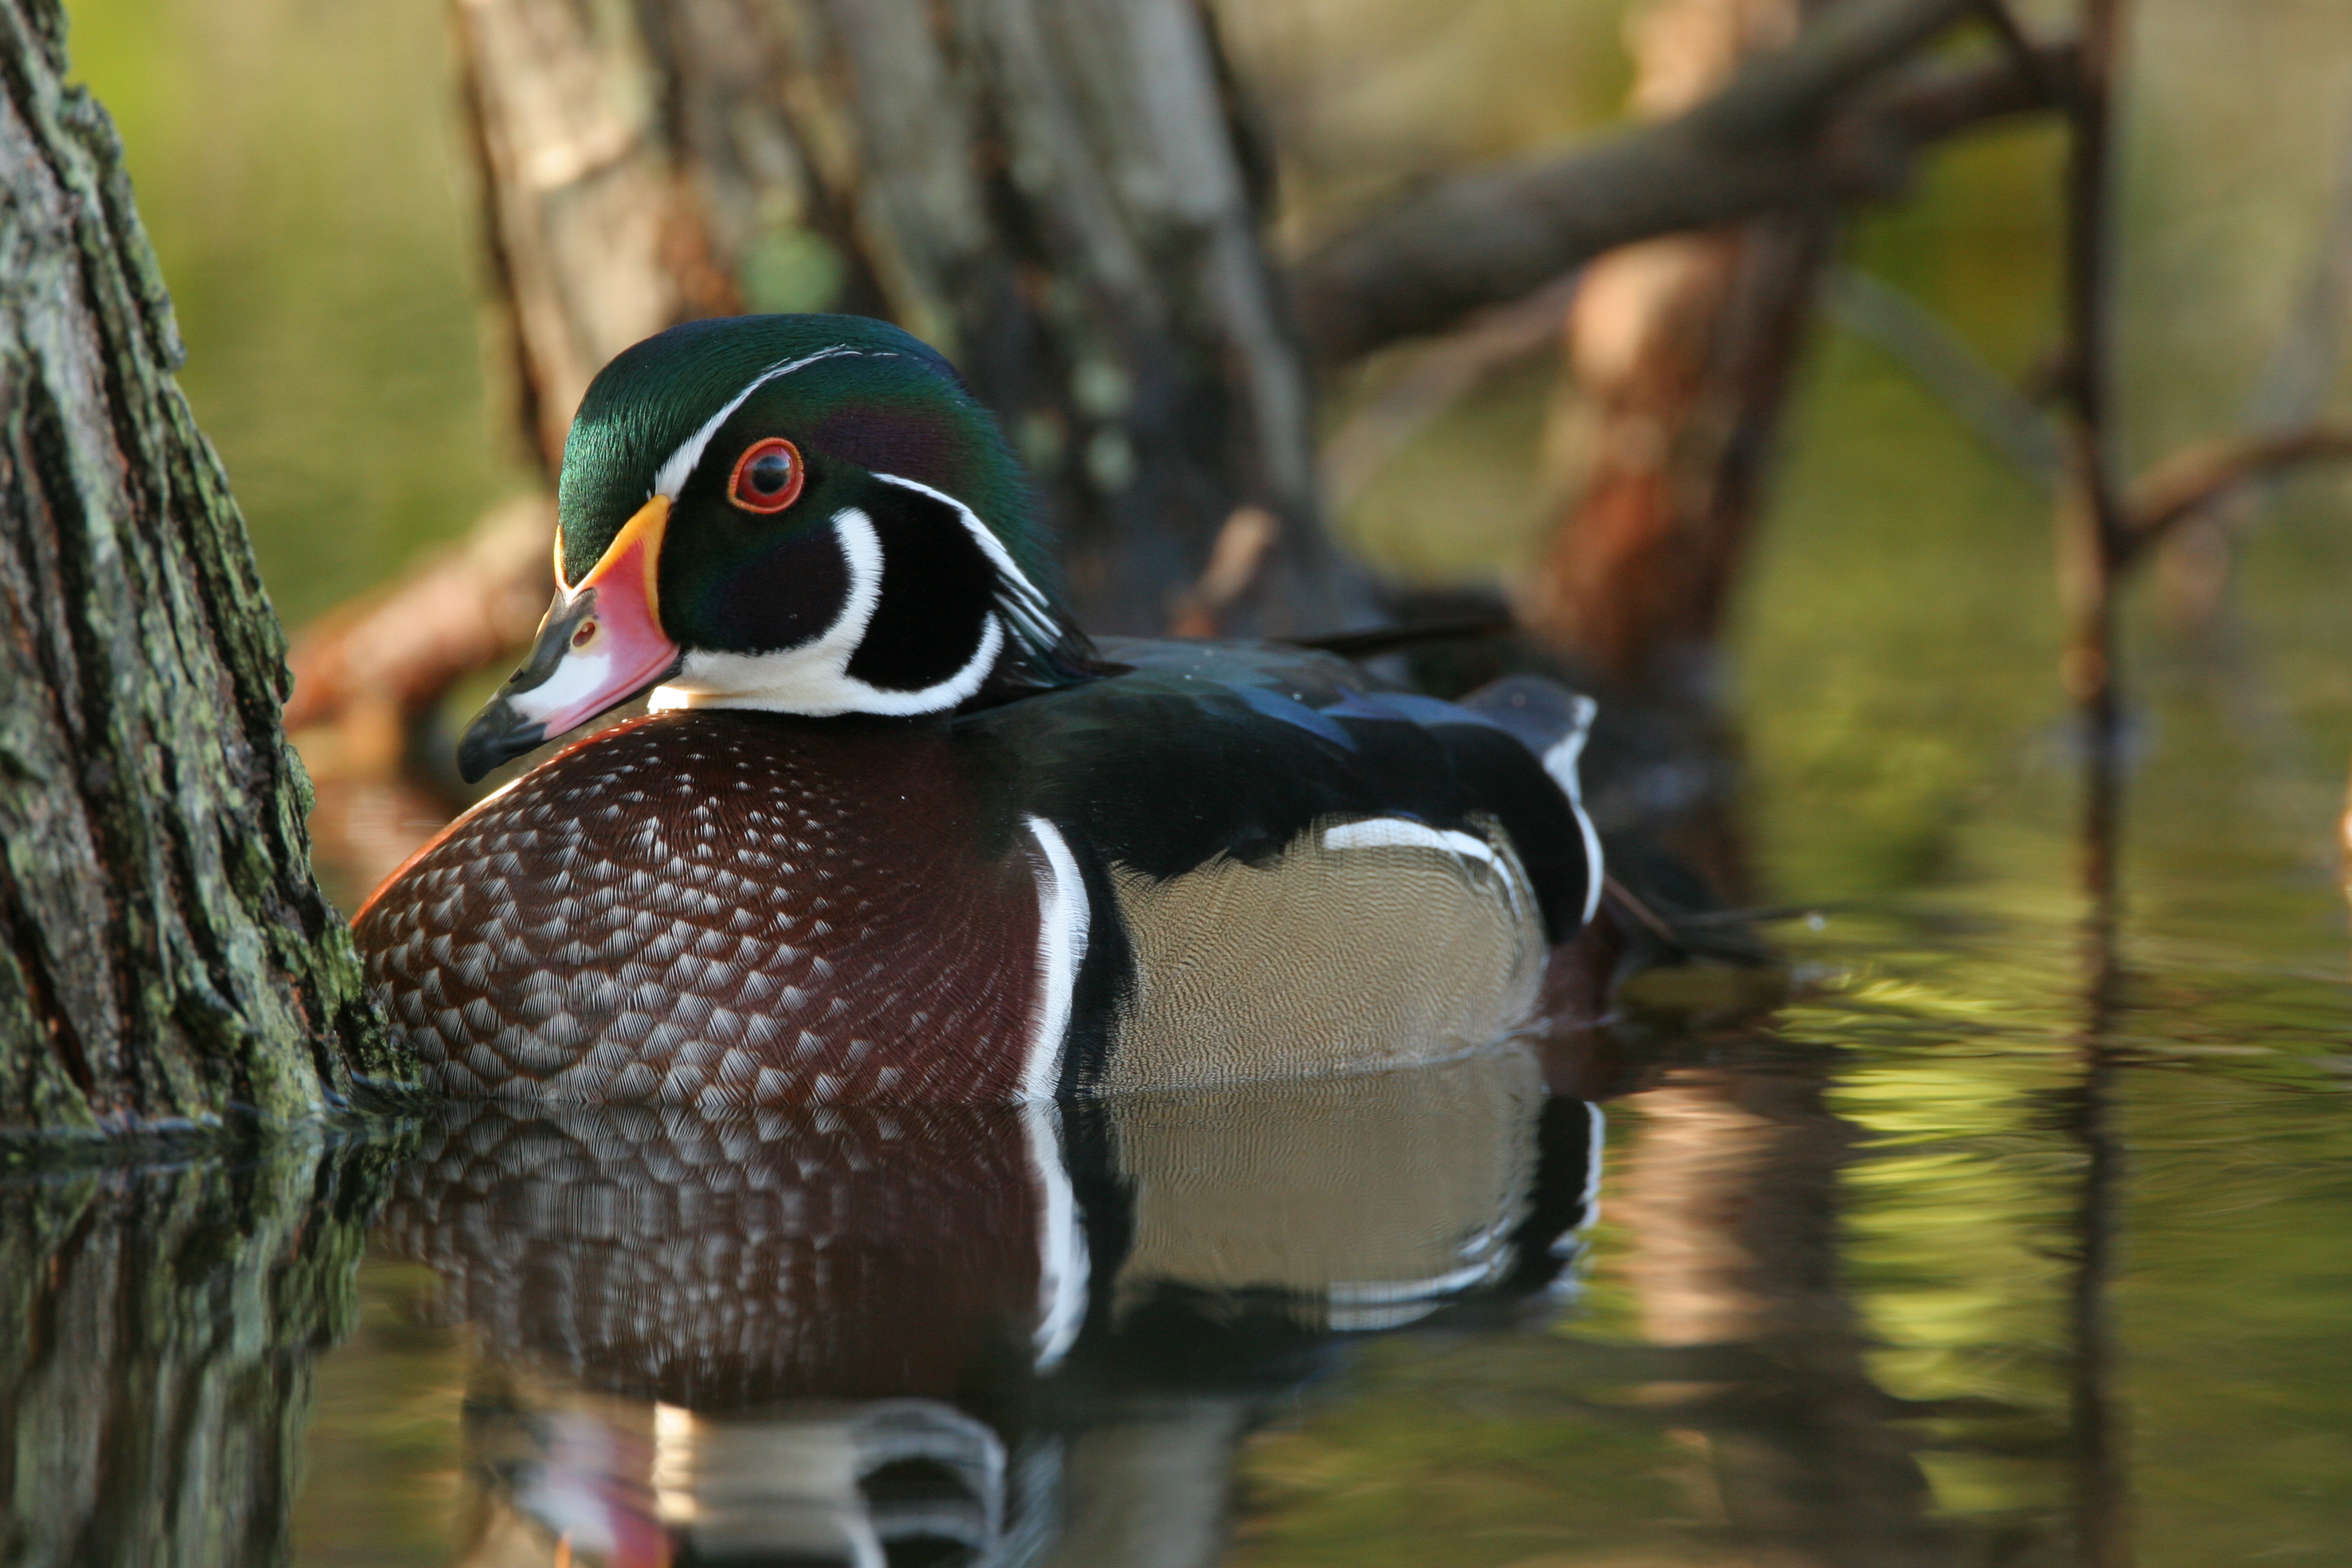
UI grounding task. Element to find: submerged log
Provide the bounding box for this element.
[0,0,407,1132]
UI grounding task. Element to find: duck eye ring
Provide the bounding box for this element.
[727,437,803,514]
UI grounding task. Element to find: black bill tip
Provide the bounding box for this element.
[456,697,549,784]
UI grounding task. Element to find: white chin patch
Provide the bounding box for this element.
[647,508,1004,718]
[508,640,616,725]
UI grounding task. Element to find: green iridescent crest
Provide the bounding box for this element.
[556,314,1041,587]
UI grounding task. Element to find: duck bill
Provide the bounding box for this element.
[456,497,681,783]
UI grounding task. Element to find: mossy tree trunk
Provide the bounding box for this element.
[0,0,407,1134]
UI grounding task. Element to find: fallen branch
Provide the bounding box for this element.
[2124,428,2352,552]
[1822,266,2062,481]
[1294,2,2074,366]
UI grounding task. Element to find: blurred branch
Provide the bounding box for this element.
[1320,274,1583,509]
[1822,266,2063,481]
[2124,428,2352,552]
[285,497,554,896]
[1970,0,2063,102]
[2246,100,2352,436]
[2055,3,2132,1557]
[2157,98,2352,627]
[1295,0,2076,366]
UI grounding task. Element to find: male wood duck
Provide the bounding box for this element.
[352,314,1602,1105]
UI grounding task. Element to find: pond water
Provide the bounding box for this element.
[19,0,2352,1563]
[11,846,2352,1567]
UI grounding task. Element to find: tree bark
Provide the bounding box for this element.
[454,0,1353,638]
[0,0,407,1132]
[1529,214,1833,699]
[0,1132,401,1566]
[285,495,556,896]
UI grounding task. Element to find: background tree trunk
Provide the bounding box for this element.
[1617,1057,1963,1567]
[1516,0,1837,901]
[454,0,1355,638]
[1528,0,1836,702]
[0,0,407,1132]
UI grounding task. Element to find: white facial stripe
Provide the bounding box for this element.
[869,472,1061,648]
[1019,815,1089,1103]
[648,615,1004,716]
[1021,1099,1090,1369]
[648,505,878,712]
[1540,695,1604,926]
[648,345,882,501]
[646,507,1008,718]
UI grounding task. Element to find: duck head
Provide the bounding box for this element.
[458,315,1088,782]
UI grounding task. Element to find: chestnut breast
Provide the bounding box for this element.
[356,711,1043,1105]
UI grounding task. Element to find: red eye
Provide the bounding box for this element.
[727,437,803,513]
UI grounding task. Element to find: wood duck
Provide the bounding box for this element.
[352,314,1602,1106]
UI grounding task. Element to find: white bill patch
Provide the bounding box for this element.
[647,508,1006,718]
[1020,1098,1090,1369]
[1019,816,1089,1101]
[509,642,617,726]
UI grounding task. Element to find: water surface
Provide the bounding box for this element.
[17,861,2349,1566]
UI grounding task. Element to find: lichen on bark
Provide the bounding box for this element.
[0,0,410,1133]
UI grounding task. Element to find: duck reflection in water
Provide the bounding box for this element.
[381,1045,1602,1567]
